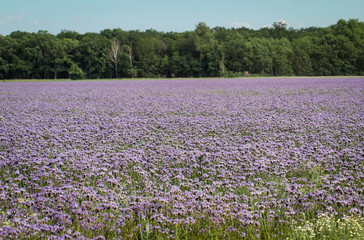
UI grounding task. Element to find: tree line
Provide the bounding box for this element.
[0,19,363,80]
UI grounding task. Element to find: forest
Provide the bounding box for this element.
[0,19,363,79]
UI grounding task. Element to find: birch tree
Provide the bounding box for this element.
[109,39,122,78]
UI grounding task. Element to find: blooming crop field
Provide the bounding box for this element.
[0,77,363,239]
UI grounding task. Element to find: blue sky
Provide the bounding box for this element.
[1,0,363,35]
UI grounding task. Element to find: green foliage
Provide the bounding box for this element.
[292,37,313,75]
[69,63,85,80]
[1,19,363,79]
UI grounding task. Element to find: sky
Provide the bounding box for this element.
[1,0,363,35]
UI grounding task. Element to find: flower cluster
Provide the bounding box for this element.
[291,213,363,240]
[0,77,363,239]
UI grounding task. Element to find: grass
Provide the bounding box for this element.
[2,76,364,82]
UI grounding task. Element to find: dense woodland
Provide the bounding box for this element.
[0,19,363,79]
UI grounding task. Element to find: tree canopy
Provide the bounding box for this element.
[0,19,363,79]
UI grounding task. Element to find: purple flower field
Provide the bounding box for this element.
[0,77,363,239]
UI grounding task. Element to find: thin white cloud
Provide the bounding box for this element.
[278,19,289,28]
[232,21,251,29]
[29,20,39,25]
[147,24,162,30]
[279,18,287,25]
[29,18,52,29]
[262,19,288,29]
[0,12,24,25]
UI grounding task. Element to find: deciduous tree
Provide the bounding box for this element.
[109,39,122,78]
